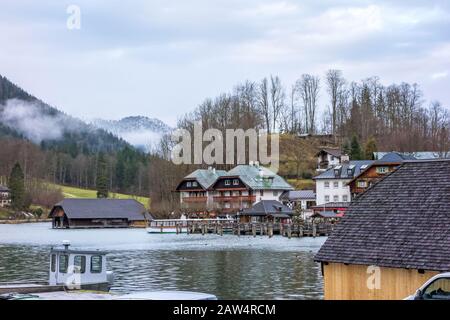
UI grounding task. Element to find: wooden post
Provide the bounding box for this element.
[287,224,292,239]
[252,223,256,237]
[312,222,317,238]
[299,225,303,237]
[280,223,283,237]
[237,224,241,237]
[268,224,273,238]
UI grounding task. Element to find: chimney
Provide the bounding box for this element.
[341,154,350,163]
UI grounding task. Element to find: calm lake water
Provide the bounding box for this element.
[0,223,325,299]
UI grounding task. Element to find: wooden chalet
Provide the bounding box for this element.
[315,159,450,300]
[238,200,293,223]
[348,152,416,197]
[49,199,152,229]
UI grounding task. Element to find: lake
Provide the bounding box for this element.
[0,223,325,299]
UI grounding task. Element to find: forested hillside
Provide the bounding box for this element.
[0,75,151,202]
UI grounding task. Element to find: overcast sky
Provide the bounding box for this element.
[1,0,449,126]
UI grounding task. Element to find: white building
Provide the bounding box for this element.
[313,161,373,205]
[0,185,11,207]
[316,148,349,172]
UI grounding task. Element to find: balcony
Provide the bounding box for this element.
[182,196,207,203]
[213,195,256,202]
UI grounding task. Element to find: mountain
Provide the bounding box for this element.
[91,116,172,150]
[0,74,131,155]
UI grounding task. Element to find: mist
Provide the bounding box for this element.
[0,99,65,143]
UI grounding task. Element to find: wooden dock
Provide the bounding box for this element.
[179,221,335,237]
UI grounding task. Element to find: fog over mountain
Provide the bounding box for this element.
[91,116,172,151]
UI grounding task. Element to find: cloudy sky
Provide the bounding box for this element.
[1,0,449,126]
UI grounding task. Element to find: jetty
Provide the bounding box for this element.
[159,220,336,237]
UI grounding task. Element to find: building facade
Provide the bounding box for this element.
[316,148,347,172]
[0,185,11,207]
[176,164,294,217]
[313,160,374,205]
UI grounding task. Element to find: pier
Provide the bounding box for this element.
[174,220,336,237]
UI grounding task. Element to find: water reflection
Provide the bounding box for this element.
[0,223,324,299]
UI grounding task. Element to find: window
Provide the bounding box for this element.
[423,278,450,300]
[324,181,330,189]
[233,179,239,186]
[59,254,69,273]
[224,180,231,186]
[260,190,264,196]
[333,195,339,202]
[192,181,197,187]
[357,180,367,188]
[74,255,86,274]
[325,195,330,202]
[90,255,103,273]
[376,166,389,174]
[342,195,348,202]
[273,191,278,197]
[186,181,192,187]
[51,254,56,272]
[333,181,339,188]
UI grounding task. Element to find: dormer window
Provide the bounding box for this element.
[225,180,231,186]
[186,181,192,187]
[334,165,342,177]
[347,165,356,177]
[233,179,239,186]
[192,181,198,187]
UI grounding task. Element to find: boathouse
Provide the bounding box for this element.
[238,200,293,223]
[49,199,152,229]
[315,159,450,300]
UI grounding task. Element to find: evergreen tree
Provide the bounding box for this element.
[364,137,377,160]
[342,140,351,156]
[96,153,109,198]
[8,162,26,210]
[350,135,363,160]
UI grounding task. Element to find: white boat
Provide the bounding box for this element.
[0,240,114,295]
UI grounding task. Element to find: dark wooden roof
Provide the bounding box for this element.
[240,200,293,217]
[50,199,152,221]
[315,160,450,271]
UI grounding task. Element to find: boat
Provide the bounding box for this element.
[0,240,114,294]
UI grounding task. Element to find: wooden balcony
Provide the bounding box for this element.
[213,195,256,202]
[182,196,207,203]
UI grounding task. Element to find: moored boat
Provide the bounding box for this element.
[0,240,114,294]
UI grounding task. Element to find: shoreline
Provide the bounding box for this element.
[0,219,52,224]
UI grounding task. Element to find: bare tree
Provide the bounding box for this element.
[297,74,320,134]
[326,70,346,136]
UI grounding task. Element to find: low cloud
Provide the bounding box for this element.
[0,99,65,142]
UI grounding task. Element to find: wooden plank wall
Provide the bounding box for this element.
[323,262,439,300]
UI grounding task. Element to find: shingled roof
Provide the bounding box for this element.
[313,160,374,180]
[182,168,227,189]
[50,199,152,221]
[240,200,293,217]
[315,159,450,272]
[223,165,294,190]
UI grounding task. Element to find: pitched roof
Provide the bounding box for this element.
[316,148,342,157]
[222,165,294,190]
[378,152,417,162]
[240,200,293,217]
[313,160,374,180]
[374,151,450,160]
[183,169,227,189]
[51,199,151,221]
[280,190,316,200]
[315,159,450,272]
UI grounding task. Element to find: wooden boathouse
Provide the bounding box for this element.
[315,159,450,300]
[49,199,152,228]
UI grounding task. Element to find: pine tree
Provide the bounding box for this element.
[350,135,363,160]
[8,162,25,210]
[342,140,351,156]
[364,137,377,160]
[96,153,109,198]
